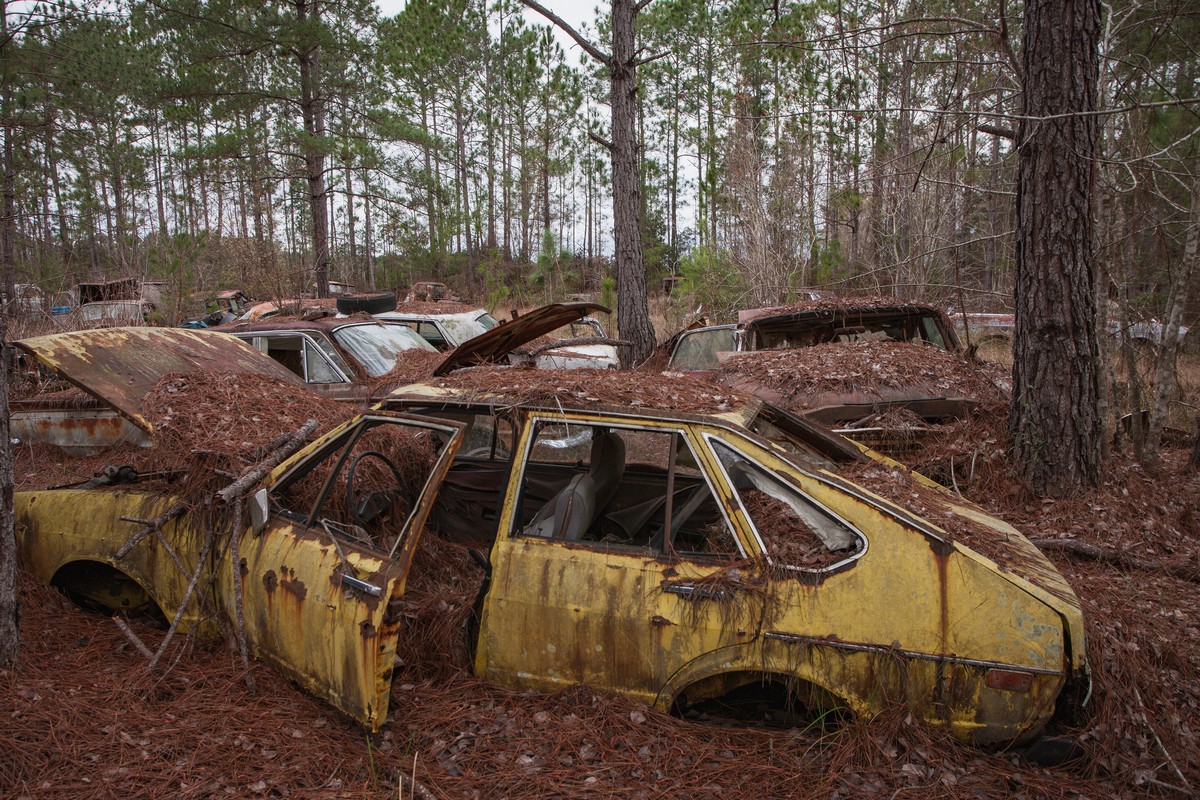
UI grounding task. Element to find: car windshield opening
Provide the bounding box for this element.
[333,324,437,377]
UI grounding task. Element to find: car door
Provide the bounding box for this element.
[226,411,464,730]
[476,413,766,708]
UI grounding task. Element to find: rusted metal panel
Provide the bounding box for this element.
[15,328,303,432]
[9,407,150,455]
[473,406,1085,746]
[434,302,611,375]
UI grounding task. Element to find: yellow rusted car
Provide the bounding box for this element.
[13,328,1088,748]
[383,376,1089,747]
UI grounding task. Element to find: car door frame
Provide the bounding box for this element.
[227,411,465,730]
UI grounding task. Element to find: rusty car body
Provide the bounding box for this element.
[381,377,1088,747]
[12,328,467,730]
[13,328,1087,747]
[214,314,439,401]
[667,298,1000,450]
[9,327,303,454]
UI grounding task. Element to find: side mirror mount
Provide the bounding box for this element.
[249,488,270,535]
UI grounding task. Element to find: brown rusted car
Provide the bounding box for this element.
[666,297,1007,452]
[213,315,439,401]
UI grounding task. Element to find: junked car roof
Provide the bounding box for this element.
[14,327,303,433]
[737,297,949,325]
[431,302,611,375]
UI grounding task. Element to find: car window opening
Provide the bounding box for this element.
[512,422,740,560]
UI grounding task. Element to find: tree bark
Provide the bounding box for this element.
[1010,0,1103,496]
[521,0,657,366]
[607,0,657,365]
[297,0,330,298]
[0,0,17,666]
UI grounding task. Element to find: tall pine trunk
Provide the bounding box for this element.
[1010,0,1103,495]
[297,0,330,297]
[0,0,19,667]
[608,0,655,365]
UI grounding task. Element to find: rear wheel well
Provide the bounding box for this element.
[51,561,166,621]
[671,671,850,729]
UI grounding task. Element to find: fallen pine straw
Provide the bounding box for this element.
[715,341,1007,410]
[3,562,1131,799]
[366,349,447,397]
[393,300,484,315]
[738,294,940,320]
[429,366,754,414]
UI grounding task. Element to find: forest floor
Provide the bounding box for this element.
[2,347,1199,799]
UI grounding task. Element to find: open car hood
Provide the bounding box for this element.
[15,327,304,432]
[433,302,611,376]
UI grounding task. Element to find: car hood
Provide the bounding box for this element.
[15,327,303,432]
[433,302,611,376]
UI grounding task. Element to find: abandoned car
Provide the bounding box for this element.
[667,297,1007,451]
[213,314,439,401]
[375,301,620,369]
[13,327,1088,749]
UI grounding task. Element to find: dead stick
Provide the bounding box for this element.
[1030,538,1200,583]
[217,418,319,505]
[116,503,185,559]
[112,615,155,660]
[1134,687,1193,795]
[148,526,217,671]
[228,500,256,692]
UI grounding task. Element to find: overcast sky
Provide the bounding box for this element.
[373,0,603,60]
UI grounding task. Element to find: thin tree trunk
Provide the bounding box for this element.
[0,0,20,666]
[1143,170,1200,464]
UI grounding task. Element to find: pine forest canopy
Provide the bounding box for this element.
[0,0,1195,324]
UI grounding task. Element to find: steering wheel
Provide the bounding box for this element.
[345,450,411,531]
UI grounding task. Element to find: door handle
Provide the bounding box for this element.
[664,584,726,601]
[341,573,383,597]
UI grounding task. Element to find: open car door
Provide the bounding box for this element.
[227,411,465,729]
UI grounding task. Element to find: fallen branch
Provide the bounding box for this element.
[145,418,320,673]
[217,418,319,505]
[148,527,216,671]
[112,615,155,660]
[228,500,255,693]
[1134,687,1194,796]
[115,503,186,559]
[1030,538,1200,583]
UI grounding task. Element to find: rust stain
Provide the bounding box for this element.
[276,566,304,597]
[262,570,278,592]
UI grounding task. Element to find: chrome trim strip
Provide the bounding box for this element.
[762,632,1062,676]
[341,574,383,597]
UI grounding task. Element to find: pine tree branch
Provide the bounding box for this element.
[519,0,611,65]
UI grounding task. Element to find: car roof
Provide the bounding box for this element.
[217,314,386,334]
[738,296,949,325]
[14,327,303,432]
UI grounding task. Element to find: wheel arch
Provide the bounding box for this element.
[655,646,861,717]
[50,558,168,619]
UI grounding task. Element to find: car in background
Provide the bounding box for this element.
[374,302,499,351]
[377,301,619,369]
[214,315,439,401]
[666,297,1003,453]
[73,299,158,328]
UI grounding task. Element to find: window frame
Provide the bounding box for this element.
[508,413,747,560]
[701,431,867,573]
